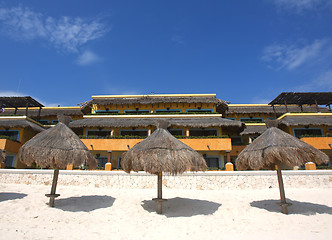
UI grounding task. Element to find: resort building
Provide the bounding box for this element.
[0,92,331,169]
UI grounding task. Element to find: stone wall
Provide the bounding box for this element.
[0,169,331,190]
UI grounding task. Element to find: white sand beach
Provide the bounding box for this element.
[0,183,331,240]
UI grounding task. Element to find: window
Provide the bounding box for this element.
[38,120,49,124]
[124,110,150,114]
[0,130,20,141]
[293,128,323,138]
[226,118,236,120]
[186,109,213,113]
[155,109,182,113]
[95,110,120,114]
[96,156,108,168]
[239,117,264,123]
[204,156,220,169]
[120,129,148,137]
[4,155,16,168]
[231,136,243,145]
[117,157,123,170]
[189,129,218,137]
[168,129,184,136]
[86,130,111,138]
[52,120,59,124]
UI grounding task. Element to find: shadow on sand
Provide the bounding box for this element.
[251,199,332,215]
[0,192,27,202]
[141,197,221,217]
[54,195,115,212]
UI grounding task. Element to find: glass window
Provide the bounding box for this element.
[0,130,20,141]
[96,156,108,168]
[95,110,120,113]
[204,156,220,168]
[120,130,148,137]
[4,155,16,168]
[86,130,111,138]
[168,129,183,136]
[231,136,243,145]
[240,118,264,123]
[155,109,182,113]
[189,129,218,136]
[186,109,213,113]
[38,120,49,124]
[124,110,150,114]
[293,128,323,138]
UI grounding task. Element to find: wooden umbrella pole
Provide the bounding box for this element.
[276,166,288,214]
[156,172,163,214]
[46,166,60,207]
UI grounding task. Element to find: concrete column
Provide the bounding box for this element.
[225,150,234,171]
[105,151,112,171]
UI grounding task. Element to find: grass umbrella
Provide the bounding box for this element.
[18,119,96,207]
[121,121,207,214]
[0,149,5,164]
[236,127,329,214]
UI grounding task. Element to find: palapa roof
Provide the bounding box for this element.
[0,96,44,108]
[236,127,329,170]
[18,122,96,169]
[0,149,5,163]
[0,117,45,132]
[121,123,207,175]
[240,125,267,136]
[269,92,332,106]
[69,117,245,130]
[279,115,332,127]
[226,104,329,114]
[0,107,84,117]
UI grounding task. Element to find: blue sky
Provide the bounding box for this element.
[0,0,332,106]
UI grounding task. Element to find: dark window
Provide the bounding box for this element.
[0,130,20,141]
[86,130,111,138]
[4,155,15,168]
[204,157,220,168]
[189,129,218,136]
[120,130,148,137]
[231,136,243,145]
[186,109,213,113]
[240,118,263,123]
[293,128,323,138]
[96,157,108,168]
[168,129,183,136]
[155,109,181,113]
[124,110,150,114]
[38,120,49,124]
[95,110,120,113]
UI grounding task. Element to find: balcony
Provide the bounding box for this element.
[300,137,332,150]
[0,138,22,153]
[81,138,232,151]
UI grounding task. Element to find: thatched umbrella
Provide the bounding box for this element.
[236,127,329,214]
[0,149,5,164]
[18,117,96,207]
[121,121,207,214]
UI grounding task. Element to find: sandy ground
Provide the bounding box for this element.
[0,183,331,240]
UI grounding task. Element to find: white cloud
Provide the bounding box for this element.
[270,0,332,13]
[261,39,330,70]
[0,91,26,97]
[294,69,332,91]
[76,50,101,66]
[0,5,109,53]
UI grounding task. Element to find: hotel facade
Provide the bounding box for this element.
[0,92,331,170]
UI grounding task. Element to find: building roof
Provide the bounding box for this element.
[0,117,45,132]
[226,104,329,114]
[240,124,267,135]
[69,117,244,130]
[279,115,332,127]
[0,96,44,108]
[269,92,332,106]
[0,107,84,117]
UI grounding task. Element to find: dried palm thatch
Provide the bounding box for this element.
[236,127,329,214]
[18,121,96,207]
[19,122,96,169]
[0,149,5,163]
[236,127,329,171]
[121,120,207,214]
